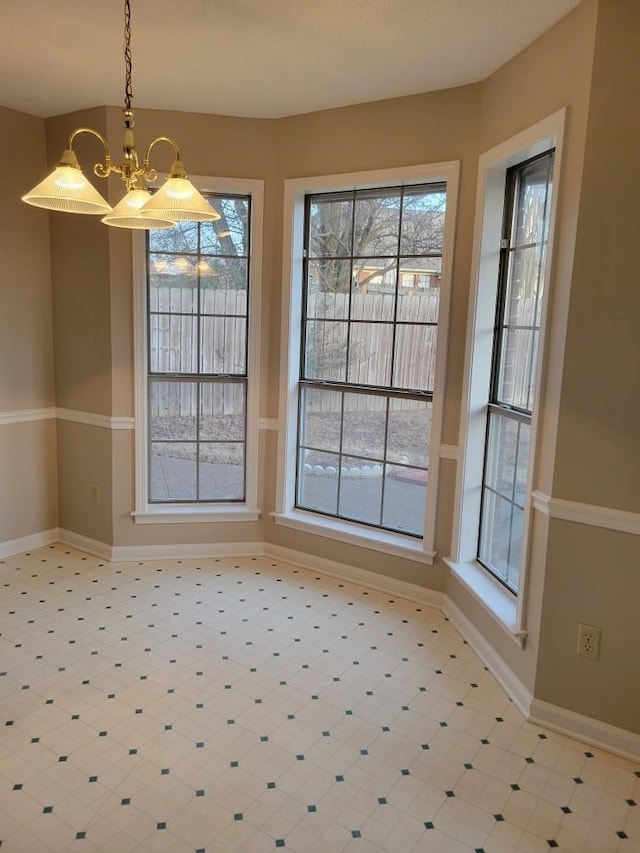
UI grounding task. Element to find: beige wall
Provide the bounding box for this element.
[535,0,640,733]
[0,107,57,543]
[45,109,115,543]
[3,0,638,734]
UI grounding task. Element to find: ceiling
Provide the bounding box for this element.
[1,0,582,120]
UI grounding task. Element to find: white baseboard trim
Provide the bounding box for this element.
[109,541,264,561]
[529,698,640,762]
[58,528,114,561]
[57,529,265,562]
[264,542,445,609]
[0,528,58,559]
[444,597,533,719]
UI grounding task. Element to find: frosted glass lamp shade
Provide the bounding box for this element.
[22,165,112,215]
[102,188,176,229]
[140,168,220,223]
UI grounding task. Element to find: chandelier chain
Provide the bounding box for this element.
[124,0,133,112]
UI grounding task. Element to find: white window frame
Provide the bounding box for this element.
[275,163,460,565]
[131,175,264,524]
[448,111,566,642]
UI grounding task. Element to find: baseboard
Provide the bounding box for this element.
[110,541,264,561]
[58,528,113,561]
[263,542,445,609]
[529,698,640,762]
[444,597,533,719]
[0,528,58,559]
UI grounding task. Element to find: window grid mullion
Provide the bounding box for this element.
[336,390,346,515]
[343,190,357,384]
[379,396,392,527]
[388,186,405,390]
[195,380,201,500]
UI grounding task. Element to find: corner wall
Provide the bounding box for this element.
[535,0,640,733]
[0,107,57,550]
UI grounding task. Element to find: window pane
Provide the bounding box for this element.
[304,320,348,381]
[338,455,383,526]
[149,314,198,374]
[513,157,553,247]
[149,381,197,441]
[397,257,442,302]
[307,260,351,318]
[299,386,343,453]
[149,221,198,253]
[349,276,395,321]
[393,324,437,391]
[200,383,245,442]
[353,190,400,257]
[504,246,544,327]
[478,490,512,583]
[346,322,393,386]
[352,259,397,299]
[387,398,431,468]
[150,442,197,501]
[400,187,446,255]
[199,443,244,501]
[297,450,340,514]
[308,196,353,258]
[497,328,538,410]
[382,464,427,536]
[200,198,249,255]
[484,413,518,500]
[149,258,197,313]
[199,259,248,301]
[200,316,247,374]
[342,392,386,460]
[201,280,247,318]
[506,506,524,591]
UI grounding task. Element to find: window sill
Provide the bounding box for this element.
[445,558,526,647]
[132,505,261,524]
[272,510,435,565]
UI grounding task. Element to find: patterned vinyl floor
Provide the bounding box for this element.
[0,544,637,852]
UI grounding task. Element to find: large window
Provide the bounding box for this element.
[478,152,554,592]
[133,179,263,521]
[449,112,564,638]
[296,183,446,537]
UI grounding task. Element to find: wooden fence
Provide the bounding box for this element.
[149,287,535,417]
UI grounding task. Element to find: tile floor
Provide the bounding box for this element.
[0,544,638,852]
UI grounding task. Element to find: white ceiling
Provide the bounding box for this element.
[1,0,582,120]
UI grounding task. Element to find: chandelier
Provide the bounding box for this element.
[21,0,219,230]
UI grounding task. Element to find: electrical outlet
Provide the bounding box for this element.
[577,623,601,660]
[89,483,101,505]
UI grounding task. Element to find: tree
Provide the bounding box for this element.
[308,187,445,295]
